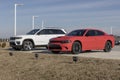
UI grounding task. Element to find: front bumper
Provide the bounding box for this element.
[9,40,22,48]
[48,43,72,52]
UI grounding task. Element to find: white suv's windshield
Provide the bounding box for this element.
[27,29,40,35]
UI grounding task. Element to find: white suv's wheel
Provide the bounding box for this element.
[22,40,33,51]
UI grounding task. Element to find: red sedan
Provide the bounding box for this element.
[48,29,115,54]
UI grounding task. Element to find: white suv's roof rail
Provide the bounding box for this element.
[43,27,63,29]
[37,27,67,33]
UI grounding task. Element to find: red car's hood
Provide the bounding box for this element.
[51,36,75,41]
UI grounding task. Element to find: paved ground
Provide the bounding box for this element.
[63,46,120,60]
[4,45,120,60]
[64,51,120,60]
[35,46,120,60]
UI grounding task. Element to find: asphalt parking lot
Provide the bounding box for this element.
[62,46,120,60]
[6,45,120,60]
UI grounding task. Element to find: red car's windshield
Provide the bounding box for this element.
[67,29,86,36]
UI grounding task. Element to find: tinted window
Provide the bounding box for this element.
[86,30,105,36]
[86,30,96,36]
[96,30,104,36]
[52,29,65,34]
[27,29,40,35]
[37,29,65,35]
[67,30,86,36]
[37,29,48,35]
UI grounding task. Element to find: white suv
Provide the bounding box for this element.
[9,28,66,51]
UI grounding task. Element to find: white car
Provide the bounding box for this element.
[9,28,66,51]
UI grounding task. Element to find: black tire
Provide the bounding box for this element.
[22,40,34,51]
[46,46,48,49]
[86,50,91,52]
[72,42,81,54]
[12,47,22,50]
[51,51,60,54]
[104,41,112,52]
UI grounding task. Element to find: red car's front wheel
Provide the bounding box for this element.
[72,42,82,54]
[51,51,60,54]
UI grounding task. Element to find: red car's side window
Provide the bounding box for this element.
[85,30,105,36]
[96,30,105,36]
[85,30,96,36]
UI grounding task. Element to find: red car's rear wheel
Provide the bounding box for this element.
[104,41,112,52]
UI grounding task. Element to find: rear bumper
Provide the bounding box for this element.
[48,43,72,52]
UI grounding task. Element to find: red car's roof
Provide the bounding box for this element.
[74,28,108,35]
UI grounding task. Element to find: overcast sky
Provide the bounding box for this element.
[0,0,120,38]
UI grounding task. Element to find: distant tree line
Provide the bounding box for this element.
[0,38,9,42]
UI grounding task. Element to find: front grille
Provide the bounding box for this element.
[50,41,62,43]
[10,37,16,40]
[49,44,62,49]
[10,42,16,46]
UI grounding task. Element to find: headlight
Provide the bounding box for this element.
[10,37,22,40]
[61,40,71,43]
[15,37,22,39]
